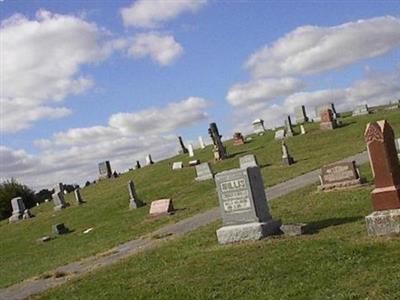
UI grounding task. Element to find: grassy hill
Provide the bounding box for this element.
[36,164,400,299]
[0,108,399,289]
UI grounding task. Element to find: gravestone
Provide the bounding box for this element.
[195,163,214,181]
[209,122,227,160]
[239,154,259,169]
[385,100,399,110]
[52,223,69,235]
[189,159,200,166]
[300,125,306,135]
[128,180,144,209]
[145,154,154,165]
[319,161,361,191]
[282,141,294,165]
[178,136,188,154]
[172,161,183,170]
[8,197,26,223]
[320,109,337,130]
[149,199,174,217]
[252,119,266,135]
[364,120,400,236]
[315,103,337,121]
[188,144,194,157]
[53,183,64,194]
[274,129,285,141]
[198,136,206,149]
[22,209,33,220]
[53,191,67,211]
[352,104,369,116]
[135,161,141,169]
[295,105,309,124]
[74,188,85,205]
[233,132,245,146]
[285,116,294,137]
[98,161,112,179]
[215,166,281,244]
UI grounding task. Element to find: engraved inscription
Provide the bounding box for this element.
[220,179,251,212]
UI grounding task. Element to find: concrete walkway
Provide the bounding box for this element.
[0,151,368,300]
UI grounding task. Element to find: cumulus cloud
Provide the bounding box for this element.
[121,0,207,28]
[0,10,122,133]
[246,16,400,78]
[226,78,304,106]
[128,32,183,65]
[2,97,211,189]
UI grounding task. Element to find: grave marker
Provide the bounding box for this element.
[178,136,188,154]
[145,154,154,165]
[195,163,214,181]
[209,122,227,160]
[352,104,369,116]
[274,129,285,141]
[8,197,25,223]
[320,109,337,130]
[319,161,361,190]
[198,136,206,149]
[98,161,112,179]
[172,162,183,170]
[295,105,309,124]
[233,132,245,146]
[128,180,144,209]
[215,167,281,244]
[188,144,194,157]
[282,141,294,165]
[239,154,259,169]
[252,119,266,135]
[74,188,85,205]
[149,199,174,217]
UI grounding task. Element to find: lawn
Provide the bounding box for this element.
[0,108,399,288]
[36,164,400,300]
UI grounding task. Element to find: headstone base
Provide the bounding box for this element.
[319,178,362,191]
[282,156,294,165]
[216,219,281,244]
[320,121,337,130]
[130,199,144,209]
[365,209,400,236]
[8,213,22,223]
[53,204,66,211]
[195,174,214,181]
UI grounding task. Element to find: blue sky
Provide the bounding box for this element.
[1,0,399,189]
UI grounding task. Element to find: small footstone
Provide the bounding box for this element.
[280,224,307,236]
[37,236,51,243]
[52,223,69,235]
[365,209,400,236]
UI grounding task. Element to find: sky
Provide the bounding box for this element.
[1,0,399,190]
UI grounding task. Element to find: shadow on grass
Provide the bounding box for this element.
[306,216,364,234]
[228,151,249,159]
[338,121,356,128]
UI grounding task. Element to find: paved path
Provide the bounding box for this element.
[0,151,368,300]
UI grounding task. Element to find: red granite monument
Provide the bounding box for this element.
[320,109,337,130]
[364,120,400,236]
[233,132,245,146]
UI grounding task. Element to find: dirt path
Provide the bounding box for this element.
[0,151,368,300]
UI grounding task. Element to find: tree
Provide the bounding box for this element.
[0,179,36,220]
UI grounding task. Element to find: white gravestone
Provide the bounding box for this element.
[52,191,67,211]
[128,180,144,209]
[9,197,26,223]
[188,144,194,157]
[172,162,183,170]
[239,155,259,169]
[195,163,214,181]
[215,167,281,244]
[274,129,285,141]
[198,136,206,149]
[74,188,85,205]
[300,125,306,135]
[145,154,154,165]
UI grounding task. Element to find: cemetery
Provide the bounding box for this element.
[0,107,399,299]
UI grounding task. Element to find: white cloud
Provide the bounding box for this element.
[2,97,211,189]
[128,32,183,65]
[0,10,123,133]
[246,16,400,78]
[226,78,304,106]
[121,0,207,28]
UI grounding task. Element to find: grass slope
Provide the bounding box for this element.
[0,109,399,288]
[36,164,400,300]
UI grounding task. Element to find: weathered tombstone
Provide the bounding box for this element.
[8,197,26,223]
[52,190,67,211]
[274,129,285,141]
[98,161,112,179]
[188,144,194,157]
[52,223,69,235]
[215,166,281,244]
[198,136,206,149]
[239,154,259,169]
[282,141,294,165]
[145,154,154,165]
[149,199,174,217]
[233,132,245,146]
[320,109,337,130]
[364,120,400,236]
[285,116,294,137]
[128,180,144,209]
[178,136,188,154]
[300,125,306,135]
[195,163,214,181]
[189,159,200,166]
[22,209,33,220]
[352,104,369,116]
[172,161,183,170]
[295,105,309,124]
[135,161,141,169]
[252,119,266,135]
[53,183,64,194]
[319,161,362,191]
[280,223,308,236]
[74,188,85,205]
[208,122,227,161]
[315,103,338,121]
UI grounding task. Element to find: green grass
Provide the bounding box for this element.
[0,109,399,289]
[36,164,400,300]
